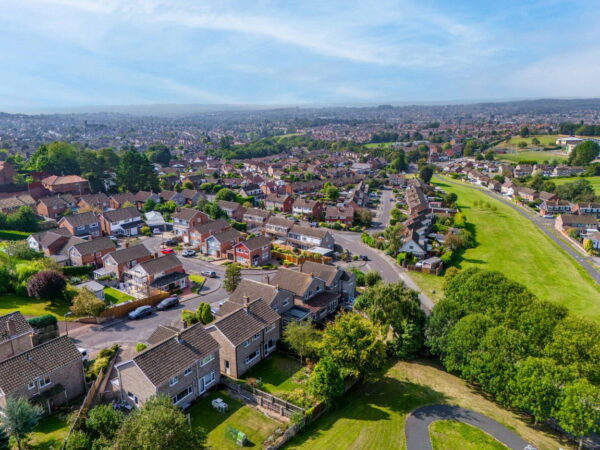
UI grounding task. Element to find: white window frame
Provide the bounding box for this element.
[28,381,36,390]
[38,376,51,389]
[253,333,261,341]
[244,350,260,365]
[169,376,178,387]
[184,367,193,376]
[203,371,215,387]
[172,386,192,404]
[243,339,251,348]
[201,353,215,366]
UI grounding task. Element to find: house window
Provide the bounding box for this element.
[243,339,251,348]
[28,381,35,390]
[172,386,192,404]
[169,376,178,387]
[266,324,276,334]
[184,367,193,376]
[253,333,261,341]
[127,392,139,404]
[201,353,215,366]
[282,299,289,307]
[38,376,51,388]
[203,371,215,387]
[244,350,260,365]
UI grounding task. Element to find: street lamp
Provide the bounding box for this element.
[64,311,73,337]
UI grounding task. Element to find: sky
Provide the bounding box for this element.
[1,0,599,111]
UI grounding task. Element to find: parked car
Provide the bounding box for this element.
[128,305,153,320]
[164,239,178,246]
[360,255,369,261]
[155,296,179,311]
[181,249,196,257]
[161,248,174,254]
[153,228,162,235]
[77,347,89,362]
[201,270,217,278]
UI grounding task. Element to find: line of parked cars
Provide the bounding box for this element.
[127,296,180,320]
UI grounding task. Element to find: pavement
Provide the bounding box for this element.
[405,404,533,450]
[436,175,600,284]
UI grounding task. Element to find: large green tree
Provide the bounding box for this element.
[308,357,345,405]
[29,141,80,175]
[555,379,600,450]
[223,264,242,292]
[0,397,43,450]
[282,320,321,364]
[86,404,124,441]
[116,149,159,193]
[568,140,600,166]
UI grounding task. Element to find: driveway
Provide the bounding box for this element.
[405,404,533,450]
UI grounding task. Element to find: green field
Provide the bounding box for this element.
[500,150,567,163]
[189,390,280,450]
[103,287,134,304]
[0,294,70,318]
[430,420,507,450]
[286,360,565,450]
[365,142,399,149]
[424,176,600,320]
[504,134,561,147]
[552,176,600,194]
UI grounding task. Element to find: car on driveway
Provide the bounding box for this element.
[360,255,369,261]
[181,249,196,257]
[201,270,217,278]
[161,248,174,254]
[128,305,153,320]
[155,296,180,311]
[164,239,178,246]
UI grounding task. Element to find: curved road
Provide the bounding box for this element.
[405,404,533,450]
[435,175,600,284]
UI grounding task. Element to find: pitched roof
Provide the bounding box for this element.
[290,224,330,239]
[0,312,32,344]
[270,268,314,297]
[42,175,87,185]
[192,219,229,235]
[132,323,218,387]
[228,279,293,310]
[211,299,280,346]
[146,325,179,346]
[102,206,141,223]
[135,253,181,275]
[299,261,339,285]
[60,211,99,228]
[243,208,270,219]
[71,236,116,255]
[78,193,110,205]
[105,244,152,264]
[0,336,82,394]
[209,228,242,243]
[237,236,271,251]
[173,207,205,221]
[266,216,295,229]
[559,214,599,225]
[218,200,243,211]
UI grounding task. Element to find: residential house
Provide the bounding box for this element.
[58,212,101,238]
[325,206,354,226]
[206,298,280,378]
[555,214,600,235]
[36,195,77,219]
[116,323,220,408]
[299,260,356,301]
[515,187,538,202]
[264,216,295,239]
[539,199,572,216]
[0,336,86,414]
[125,253,188,294]
[287,224,334,250]
[225,279,294,317]
[173,208,209,243]
[100,244,154,280]
[538,191,558,203]
[134,191,161,210]
[292,198,322,219]
[109,193,138,210]
[68,236,116,267]
[513,164,533,178]
[399,229,427,259]
[77,193,110,212]
[500,180,516,197]
[159,190,186,207]
[0,312,33,361]
[144,211,168,232]
[572,202,600,218]
[242,208,271,228]
[100,207,144,237]
[180,189,203,206]
[189,219,231,250]
[231,236,271,266]
[218,200,246,221]
[203,229,243,258]
[265,193,293,213]
[0,161,17,186]
[27,229,84,264]
[239,184,263,201]
[0,194,36,214]
[586,231,600,250]
[41,175,90,195]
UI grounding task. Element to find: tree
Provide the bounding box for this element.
[320,313,385,381]
[583,238,593,253]
[419,165,434,183]
[86,404,124,441]
[353,208,373,228]
[147,144,172,166]
[26,270,66,301]
[364,270,382,287]
[29,141,81,175]
[324,184,340,201]
[113,396,207,450]
[116,149,159,193]
[308,357,344,405]
[223,264,242,292]
[64,430,91,450]
[282,320,321,364]
[519,126,530,137]
[70,288,106,317]
[214,188,237,202]
[568,140,600,167]
[555,379,600,450]
[0,427,8,450]
[484,149,495,160]
[196,303,214,324]
[0,397,43,450]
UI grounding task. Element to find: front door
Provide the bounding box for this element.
[225,360,230,375]
[199,377,205,394]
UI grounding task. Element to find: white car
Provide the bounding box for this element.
[77,347,89,362]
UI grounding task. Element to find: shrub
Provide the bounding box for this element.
[26,270,67,300]
[62,265,93,277]
[181,309,198,326]
[27,314,57,329]
[440,250,454,266]
[135,343,147,352]
[86,345,119,380]
[70,288,106,317]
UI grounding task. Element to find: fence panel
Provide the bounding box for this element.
[98,291,169,319]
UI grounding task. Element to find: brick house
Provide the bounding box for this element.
[134,191,161,210]
[292,198,323,219]
[28,230,84,264]
[231,236,272,267]
[0,195,36,214]
[207,299,280,378]
[100,244,154,280]
[299,261,356,301]
[265,193,293,213]
[0,312,33,362]
[572,202,600,218]
[189,219,231,250]
[203,229,243,258]
[0,336,86,414]
[539,199,572,216]
[109,193,138,210]
[218,201,246,221]
[0,161,17,186]
[116,323,220,408]
[224,279,295,317]
[325,206,354,225]
[242,208,271,228]
[36,195,78,219]
[180,189,203,206]
[100,207,144,237]
[173,208,209,243]
[555,214,600,235]
[125,254,188,295]
[41,175,90,195]
[77,193,111,212]
[68,236,116,267]
[58,212,101,238]
[159,190,186,207]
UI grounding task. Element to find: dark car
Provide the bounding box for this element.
[360,255,369,261]
[128,305,152,320]
[164,239,178,246]
[155,296,179,311]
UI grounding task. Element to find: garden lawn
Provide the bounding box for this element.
[552,176,600,194]
[285,360,570,450]
[189,390,281,450]
[0,230,30,240]
[241,352,307,395]
[0,294,70,318]
[430,420,507,450]
[103,287,134,304]
[500,150,567,163]
[406,272,445,303]
[27,413,70,449]
[428,176,600,321]
[190,274,206,286]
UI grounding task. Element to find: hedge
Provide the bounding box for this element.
[63,265,93,277]
[0,230,30,240]
[28,314,58,329]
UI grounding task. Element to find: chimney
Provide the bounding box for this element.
[175,332,183,344]
[6,318,16,337]
[265,275,270,285]
[244,296,250,307]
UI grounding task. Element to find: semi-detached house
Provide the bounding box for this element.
[100,207,144,237]
[58,211,101,238]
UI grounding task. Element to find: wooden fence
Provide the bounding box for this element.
[405,264,443,276]
[272,251,332,266]
[98,291,169,319]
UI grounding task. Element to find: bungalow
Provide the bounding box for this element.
[242,208,271,228]
[218,201,246,221]
[202,229,243,258]
[0,336,86,414]
[58,212,101,238]
[41,175,89,195]
[292,198,322,219]
[189,219,231,250]
[116,323,220,408]
[287,224,334,250]
[0,312,33,361]
[173,208,209,243]
[68,236,116,267]
[231,236,271,267]
[125,254,188,295]
[100,244,154,280]
[100,207,144,237]
[265,193,294,212]
[325,206,354,226]
[207,298,280,378]
[555,214,600,235]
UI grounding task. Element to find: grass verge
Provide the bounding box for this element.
[430,420,507,450]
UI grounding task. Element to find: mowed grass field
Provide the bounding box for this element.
[504,134,561,147]
[425,176,600,321]
[499,150,567,163]
[430,420,507,450]
[285,360,570,450]
[552,176,600,194]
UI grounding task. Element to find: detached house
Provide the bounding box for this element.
[242,208,271,228]
[126,253,188,295]
[292,198,322,219]
[0,336,86,414]
[231,236,272,266]
[28,229,84,263]
[189,219,231,250]
[207,298,280,378]
[100,207,144,237]
[202,229,243,258]
[173,208,209,243]
[0,312,33,361]
[68,236,116,267]
[58,212,101,238]
[116,323,220,408]
[100,244,154,280]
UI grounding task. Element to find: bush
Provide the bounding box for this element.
[440,250,454,266]
[86,345,119,380]
[26,270,67,300]
[135,343,147,352]
[181,309,198,326]
[27,314,57,329]
[62,265,93,277]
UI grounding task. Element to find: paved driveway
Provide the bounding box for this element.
[405,404,533,450]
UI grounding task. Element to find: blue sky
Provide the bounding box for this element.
[1,0,599,111]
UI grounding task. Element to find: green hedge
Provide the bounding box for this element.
[63,265,93,277]
[28,314,58,329]
[0,230,30,240]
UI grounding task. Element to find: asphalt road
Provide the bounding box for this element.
[405,404,533,450]
[436,175,600,284]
